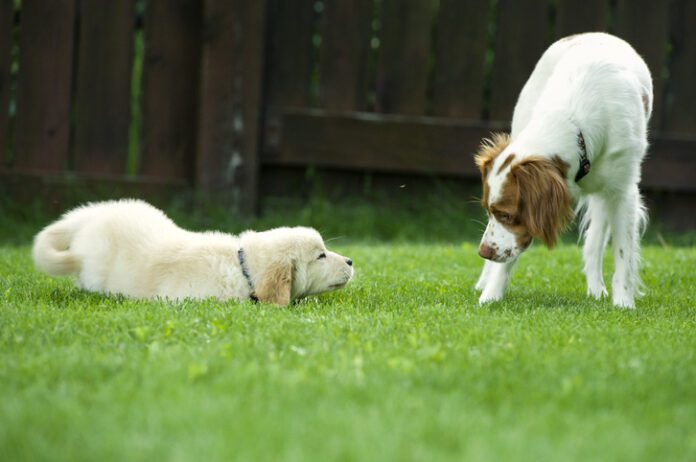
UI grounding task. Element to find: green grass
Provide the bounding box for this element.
[1,222,695,461]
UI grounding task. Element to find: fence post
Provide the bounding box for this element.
[0,0,12,168]
[196,0,266,214]
[13,0,76,171]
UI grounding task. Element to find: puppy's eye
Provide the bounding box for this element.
[318,253,326,260]
[498,213,512,223]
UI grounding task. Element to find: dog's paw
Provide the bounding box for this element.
[612,292,635,309]
[478,290,503,304]
[474,278,488,291]
[587,283,608,300]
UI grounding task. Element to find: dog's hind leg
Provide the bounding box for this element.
[607,185,646,308]
[478,260,516,304]
[582,195,610,299]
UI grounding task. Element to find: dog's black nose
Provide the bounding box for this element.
[345,258,353,266]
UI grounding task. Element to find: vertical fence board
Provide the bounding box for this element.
[556,0,609,37]
[0,0,12,167]
[74,0,134,174]
[663,0,696,134]
[489,0,549,122]
[318,0,372,112]
[265,0,314,109]
[262,0,314,159]
[13,0,75,171]
[376,0,433,115]
[431,0,490,119]
[196,0,266,213]
[615,0,670,129]
[140,0,201,180]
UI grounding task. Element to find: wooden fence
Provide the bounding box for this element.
[1,0,695,224]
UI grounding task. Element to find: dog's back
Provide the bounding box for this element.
[512,33,652,138]
[33,199,180,289]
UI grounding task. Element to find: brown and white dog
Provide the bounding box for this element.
[474,33,652,308]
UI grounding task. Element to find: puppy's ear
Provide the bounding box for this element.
[511,156,572,248]
[474,132,511,178]
[254,259,293,306]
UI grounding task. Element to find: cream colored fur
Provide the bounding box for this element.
[32,199,353,306]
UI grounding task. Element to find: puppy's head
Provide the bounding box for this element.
[241,227,353,306]
[475,134,573,263]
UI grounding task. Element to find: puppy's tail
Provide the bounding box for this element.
[32,219,82,276]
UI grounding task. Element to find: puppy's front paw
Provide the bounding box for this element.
[478,289,503,304]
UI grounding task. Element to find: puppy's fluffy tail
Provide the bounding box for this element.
[32,219,81,276]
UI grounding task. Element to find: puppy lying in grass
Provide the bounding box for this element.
[32,199,353,306]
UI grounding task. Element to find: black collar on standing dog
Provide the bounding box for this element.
[237,248,258,302]
[575,131,591,183]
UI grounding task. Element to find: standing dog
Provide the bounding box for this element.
[33,199,353,306]
[474,33,652,308]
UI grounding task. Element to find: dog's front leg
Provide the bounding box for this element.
[583,196,610,299]
[479,260,516,304]
[475,260,494,291]
[608,186,645,309]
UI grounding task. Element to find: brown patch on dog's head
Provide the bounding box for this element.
[497,153,516,174]
[507,155,573,248]
[474,132,511,207]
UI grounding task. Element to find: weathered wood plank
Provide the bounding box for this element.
[556,0,609,37]
[489,0,550,122]
[73,0,135,174]
[641,135,696,191]
[0,170,188,214]
[431,0,491,119]
[265,0,315,109]
[662,0,696,134]
[615,0,670,129]
[263,109,696,192]
[376,0,433,115]
[263,0,314,163]
[13,0,76,171]
[318,0,373,111]
[196,0,266,213]
[140,0,201,180]
[266,109,506,177]
[0,0,13,167]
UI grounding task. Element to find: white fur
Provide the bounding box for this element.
[33,199,353,305]
[477,33,651,308]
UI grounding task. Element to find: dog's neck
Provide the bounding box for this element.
[512,110,594,187]
[237,247,258,302]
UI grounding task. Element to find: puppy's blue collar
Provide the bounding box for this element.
[238,248,258,302]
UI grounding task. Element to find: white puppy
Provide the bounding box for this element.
[33,199,353,306]
[474,33,652,308]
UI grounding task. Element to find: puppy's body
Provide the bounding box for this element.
[475,33,651,308]
[33,200,353,305]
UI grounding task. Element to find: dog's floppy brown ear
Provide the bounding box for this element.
[511,156,572,248]
[254,259,293,306]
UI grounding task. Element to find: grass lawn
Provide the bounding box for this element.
[1,199,695,461]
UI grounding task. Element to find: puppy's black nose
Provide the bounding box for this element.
[345,258,353,266]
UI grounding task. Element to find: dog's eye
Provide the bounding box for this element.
[318,253,326,260]
[498,213,512,223]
